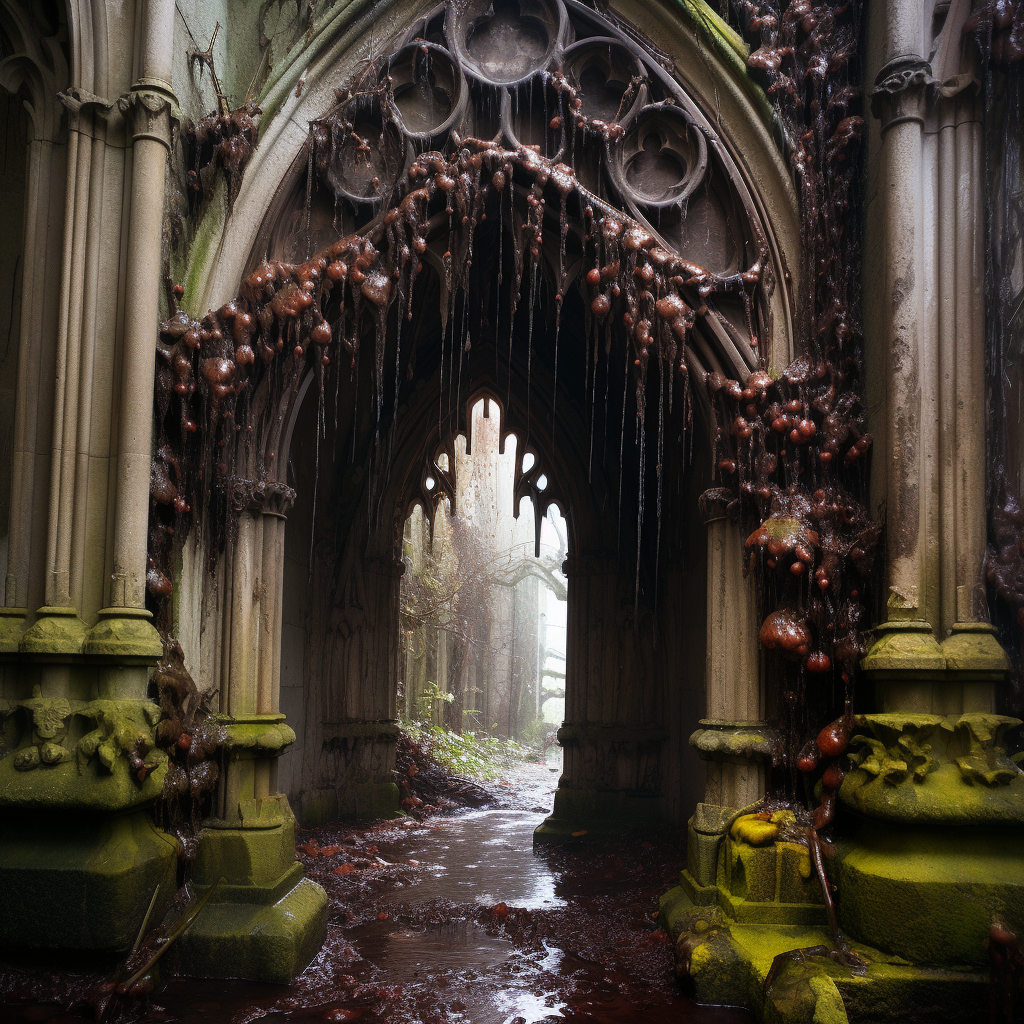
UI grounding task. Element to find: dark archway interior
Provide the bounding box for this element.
[274,183,714,825]
[214,0,778,828]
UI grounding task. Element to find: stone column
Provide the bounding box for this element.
[834,1,1023,979]
[0,46,67,659]
[317,554,404,821]
[931,12,1008,710]
[689,488,771,810]
[79,70,176,681]
[177,477,327,983]
[214,480,297,822]
[678,489,774,902]
[863,22,1007,712]
[0,1,177,954]
[535,550,666,842]
[861,56,948,709]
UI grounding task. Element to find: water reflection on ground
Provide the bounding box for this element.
[2,757,752,1024]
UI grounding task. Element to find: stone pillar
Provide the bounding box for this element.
[79,60,177,683]
[677,489,774,904]
[176,478,328,983]
[535,550,666,841]
[0,41,67,658]
[287,482,404,827]
[863,25,1008,712]
[861,55,948,707]
[0,2,179,956]
[689,488,771,811]
[836,0,1023,980]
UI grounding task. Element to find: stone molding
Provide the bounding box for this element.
[841,712,1024,825]
[117,82,179,149]
[871,54,981,133]
[689,719,779,763]
[228,477,297,517]
[698,487,735,525]
[217,713,297,757]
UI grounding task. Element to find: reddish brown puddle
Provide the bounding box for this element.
[2,763,752,1024]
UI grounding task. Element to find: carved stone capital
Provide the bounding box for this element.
[117,82,178,148]
[229,477,296,517]
[698,487,734,525]
[871,57,933,129]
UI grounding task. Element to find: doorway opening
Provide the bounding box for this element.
[399,394,569,747]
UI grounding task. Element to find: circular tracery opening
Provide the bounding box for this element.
[563,37,646,124]
[451,0,565,85]
[620,105,707,207]
[387,41,466,140]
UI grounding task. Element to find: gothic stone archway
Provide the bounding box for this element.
[152,0,790,835]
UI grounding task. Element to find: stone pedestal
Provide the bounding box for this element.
[167,716,329,982]
[0,808,178,951]
[0,682,178,953]
[169,794,327,984]
[834,712,1024,966]
[298,720,402,826]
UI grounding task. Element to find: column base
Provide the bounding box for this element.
[674,807,828,927]
[296,781,402,826]
[661,884,991,1024]
[533,784,665,843]
[168,811,327,983]
[0,607,26,653]
[19,606,89,656]
[835,712,1024,967]
[0,808,179,951]
[833,818,1024,966]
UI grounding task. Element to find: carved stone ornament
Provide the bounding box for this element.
[117,81,179,148]
[698,486,736,524]
[282,0,769,380]
[229,476,297,516]
[8,687,166,778]
[840,713,1024,827]
[12,685,72,770]
[870,57,933,128]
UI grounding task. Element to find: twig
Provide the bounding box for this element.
[131,885,161,955]
[121,878,224,990]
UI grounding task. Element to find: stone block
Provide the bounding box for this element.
[169,821,328,983]
[0,808,179,951]
[168,876,327,984]
[834,820,1024,966]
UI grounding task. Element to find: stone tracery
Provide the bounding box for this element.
[151,0,780,619]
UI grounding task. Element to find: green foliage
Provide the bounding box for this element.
[403,720,532,781]
[414,680,455,722]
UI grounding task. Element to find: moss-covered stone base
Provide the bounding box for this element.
[0,809,179,952]
[168,821,327,983]
[296,780,402,827]
[533,785,665,842]
[660,885,991,1024]
[167,876,327,984]
[833,818,1024,966]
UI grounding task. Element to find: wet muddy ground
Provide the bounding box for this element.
[1,755,752,1024]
